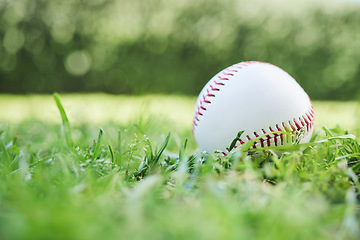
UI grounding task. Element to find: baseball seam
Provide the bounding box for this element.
[192,61,315,150]
[229,106,315,150]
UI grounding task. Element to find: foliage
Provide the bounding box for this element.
[0,95,359,239]
[1,0,360,99]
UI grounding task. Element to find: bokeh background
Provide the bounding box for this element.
[1,0,360,100]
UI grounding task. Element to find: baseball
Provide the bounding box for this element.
[192,61,314,153]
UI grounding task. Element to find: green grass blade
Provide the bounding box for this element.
[133,123,145,135]
[229,131,244,152]
[0,133,11,165]
[179,138,187,162]
[108,144,114,164]
[152,132,170,165]
[117,130,122,155]
[92,129,103,160]
[53,93,74,149]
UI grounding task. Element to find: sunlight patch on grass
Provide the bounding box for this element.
[314,101,360,132]
[0,94,359,133]
[0,94,195,127]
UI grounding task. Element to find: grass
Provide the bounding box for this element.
[0,93,360,240]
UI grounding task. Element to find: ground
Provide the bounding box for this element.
[0,94,359,240]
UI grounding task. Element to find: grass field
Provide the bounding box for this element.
[0,94,360,240]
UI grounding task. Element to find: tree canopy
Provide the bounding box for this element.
[1,0,360,99]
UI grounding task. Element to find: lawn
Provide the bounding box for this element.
[0,94,359,240]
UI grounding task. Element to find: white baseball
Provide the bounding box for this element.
[192,61,315,153]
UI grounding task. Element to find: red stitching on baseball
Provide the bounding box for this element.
[214,80,225,86]
[299,117,305,127]
[276,124,284,145]
[302,116,310,131]
[193,64,241,129]
[234,110,315,150]
[202,94,211,104]
[263,129,272,147]
[238,114,314,150]
[259,138,265,148]
[289,122,296,131]
[218,76,229,81]
[270,127,278,146]
[294,120,301,131]
[210,85,220,91]
[223,72,235,76]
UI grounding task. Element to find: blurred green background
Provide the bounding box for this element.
[1,0,360,99]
